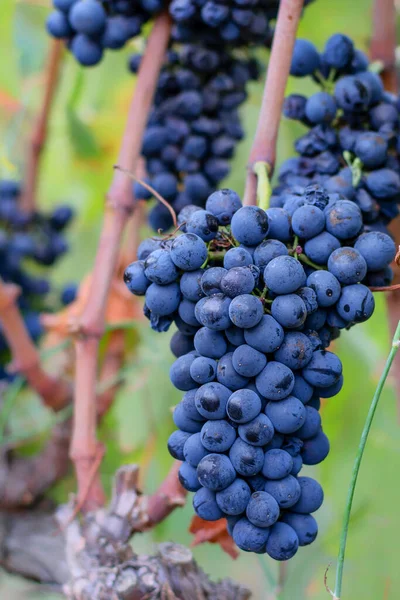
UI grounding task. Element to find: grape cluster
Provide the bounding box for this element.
[46,0,163,66]
[170,0,314,47]
[129,45,260,231]
[279,33,400,240]
[123,181,395,557]
[0,179,75,380]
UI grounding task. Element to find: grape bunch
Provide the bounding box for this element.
[0,179,75,380]
[46,0,164,66]
[129,45,260,231]
[279,33,400,239]
[123,182,395,557]
[170,0,315,47]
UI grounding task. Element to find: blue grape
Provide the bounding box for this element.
[170,233,207,270]
[190,356,217,384]
[244,315,284,354]
[334,75,371,112]
[266,396,306,434]
[224,247,253,269]
[181,388,205,421]
[168,430,191,460]
[264,475,301,509]
[195,294,231,330]
[323,33,354,69]
[194,327,227,358]
[225,324,246,346]
[246,491,280,528]
[253,239,288,269]
[232,344,267,377]
[274,332,313,370]
[70,34,103,66]
[187,210,219,242]
[354,231,396,272]
[232,517,270,553]
[229,438,264,476]
[145,282,181,316]
[305,92,337,125]
[69,0,106,36]
[173,402,203,434]
[292,204,325,239]
[301,430,330,465]
[336,284,375,323]
[229,294,263,328]
[217,352,249,390]
[144,249,178,285]
[302,350,342,388]
[220,267,255,297]
[365,168,400,199]
[256,362,295,401]
[296,287,318,314]
[205,189,242,225]
[271,294,307,329]
[216,479,251,515]
[292,375,314,404]
[197,453,236,491]
[124,261,150,295]
[354,132,387,168]
[195,382,231,420]
[183,432,208,466]
[238,414,274,447]
[290,39,320,77]
[295,406,322,440]
[180,269,205,301]
[193,487,224,521]
[46,11,73,38]
[200,267,227,295]
[265,207,292,242]
[226,389,262,424]
[325,200,363,240]
[170,353,197,391]
[201,419,236,452]
[264,255,306,294]
[231,206,269,245]
[307,270,341,307]
[291,476,324,513]
[262,449,294,480]
[281,513,318,546]
[327,247,367,285]
[179,462,201,491]
[266,522,299,560]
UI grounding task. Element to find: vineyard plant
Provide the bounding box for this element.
[0,0,400,598]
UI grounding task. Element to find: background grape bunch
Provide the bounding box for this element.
[0,179,75,381]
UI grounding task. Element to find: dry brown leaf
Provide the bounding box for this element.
[189,515,239,559]
[41,274,142,338]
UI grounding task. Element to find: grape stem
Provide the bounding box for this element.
[70,11,172,512]
[0,279,70,411]
[254,161,272,210]
[243,0,304,206]
[297,254,325,270]
[20,39,64,213]
[332,320,400,599]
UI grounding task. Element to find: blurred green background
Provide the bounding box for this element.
[1,0,399,598]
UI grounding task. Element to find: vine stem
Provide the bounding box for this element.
[332,320,400,599]
[0,279,70,411]
[370,0,397,91]
[243,0,304,206]
[20,39,64,213]
[254,161,272,210]
[70,11,172,511]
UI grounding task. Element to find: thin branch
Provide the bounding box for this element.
[243,0,304,205]
[144,460,187,529]
[0,280,70,411]
[20,39,64,213]
[333,321,400,600]
[70,11,172,512]
[370,0,397,92]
